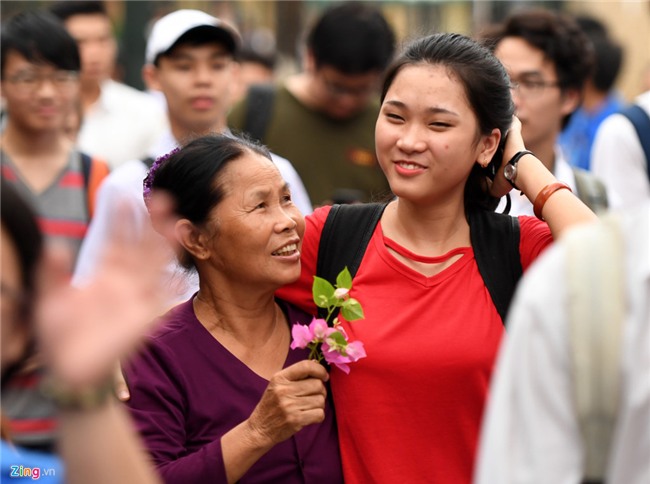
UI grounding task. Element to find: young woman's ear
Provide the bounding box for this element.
[477,128,502,167]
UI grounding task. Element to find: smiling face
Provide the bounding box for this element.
[1,50,79,135]
[199,151,305,293]
[375,63,497,206]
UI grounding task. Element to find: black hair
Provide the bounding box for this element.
[574,15,623,93]
[381,33,514,212]
[154,26,239,67]
[150,134,272,268]
[1,10,81,78]
[485,9,593,128]
[0,180,43,385]
[49,1,108,21]
[239,45,276,71]
[307,2,395,74]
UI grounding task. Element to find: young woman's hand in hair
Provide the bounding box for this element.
[488,116,526,199]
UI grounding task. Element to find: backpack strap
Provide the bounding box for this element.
[243,84,276,142]
[567,215,625,484]
[316,203,387,320]
[619,104,650,180]
[468,210,522,324]
[572,167,609,214]
[316,204,522,325]
[80,152,110,220]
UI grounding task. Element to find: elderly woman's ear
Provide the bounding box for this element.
[174,219,212,262]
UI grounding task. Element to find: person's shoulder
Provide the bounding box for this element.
[102,158,150,190]
[147,298,198,346]
[306,205,333,226]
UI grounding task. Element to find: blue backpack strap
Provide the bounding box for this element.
[619,104,650,181]
[316,203,387,320]
[468,210,522,325]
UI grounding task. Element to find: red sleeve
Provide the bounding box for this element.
[276,206,332,313]
[518,215,554,272]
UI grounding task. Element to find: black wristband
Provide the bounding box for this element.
[504,150,535,189]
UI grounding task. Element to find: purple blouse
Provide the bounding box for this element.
[124,298,343,484]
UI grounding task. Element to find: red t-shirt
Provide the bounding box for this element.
[277,206,552,484]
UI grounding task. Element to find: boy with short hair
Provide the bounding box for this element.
[1,9,109,270]
[50,1,168,168]
[0,8,110,452]
[229,2,396,205]
[483,9,608,215]
[74,9,311,295]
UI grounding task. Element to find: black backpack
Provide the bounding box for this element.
[316,203,522,324]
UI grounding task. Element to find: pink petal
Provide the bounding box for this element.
[290,323,313,349]
[346,341,367,361]
[309,318,330,340]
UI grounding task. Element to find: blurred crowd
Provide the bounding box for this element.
[1,1,648,484]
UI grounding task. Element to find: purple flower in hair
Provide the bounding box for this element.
[143,147,181,207]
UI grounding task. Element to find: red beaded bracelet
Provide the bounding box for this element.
[533,182,572,220]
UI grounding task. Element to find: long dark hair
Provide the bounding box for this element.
[380,33,514,212]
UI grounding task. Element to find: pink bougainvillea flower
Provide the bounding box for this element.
[309,318,331,340]
[321,333,367,374]
[345,341,367,360]
[290,268,366,374]
[290,323,314,349]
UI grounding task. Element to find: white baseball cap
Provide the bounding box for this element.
[146,9,240,64]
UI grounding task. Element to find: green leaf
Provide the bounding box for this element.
[341,298,364,321]
[312,276,335,308]
[329,330,348,346]
[336,267,353,290]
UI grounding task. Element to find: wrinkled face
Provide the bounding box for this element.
[495,37,578,153]
[203,151,305,292]
[0,225,29,377]
[1,50,79,134]
[311,64,381,120]
[375,63,494,205]
[148,43,236,135]
[64,13,117,84]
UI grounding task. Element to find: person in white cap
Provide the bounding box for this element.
[73,9,312,296]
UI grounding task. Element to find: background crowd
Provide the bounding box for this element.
[1,1,648,483]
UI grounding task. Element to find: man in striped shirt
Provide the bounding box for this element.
[1,9,108,272]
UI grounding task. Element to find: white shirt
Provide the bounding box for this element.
[474,203,650,484]
[592,90,650,209]
[496,148,576,216]
[77,79,169,169]
[73,130,313,300]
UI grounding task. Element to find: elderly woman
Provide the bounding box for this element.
[123,135,342,484]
